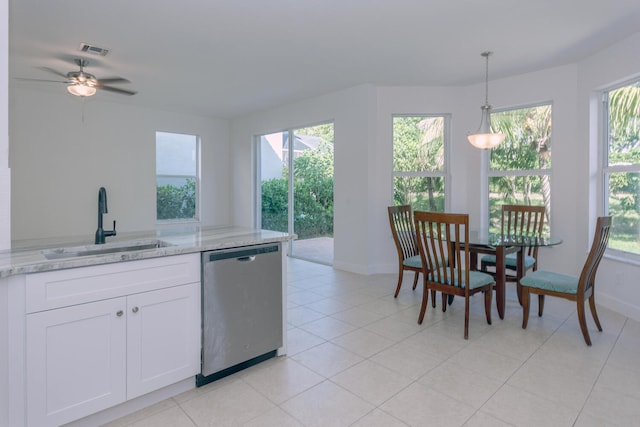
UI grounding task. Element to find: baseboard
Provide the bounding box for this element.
[332,260,396,275]
[332,260,369,275]
[368,262,397,275]
[596,291,640,322]
[65,378,195,427]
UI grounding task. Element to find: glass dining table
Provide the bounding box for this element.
[463,232,563,319]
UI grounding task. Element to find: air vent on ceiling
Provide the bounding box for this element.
[78,43,109,56]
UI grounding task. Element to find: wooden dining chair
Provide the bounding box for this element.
[521,216,612,346]
[388,205,423,298]
[414,211,495,339]
[480,204,546,301]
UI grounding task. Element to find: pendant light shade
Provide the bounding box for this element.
[468,51,504,149]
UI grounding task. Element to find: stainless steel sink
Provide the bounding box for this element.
[42,239,174,260]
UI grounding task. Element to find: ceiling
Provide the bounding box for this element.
[9,0,640,119]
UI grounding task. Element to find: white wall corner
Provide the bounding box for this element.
[0,0,9,251]
[0,169,10,249]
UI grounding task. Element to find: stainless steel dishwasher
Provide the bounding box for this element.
[197,243,283,386]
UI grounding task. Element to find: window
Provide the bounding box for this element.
[603,80,640,256]
[156,131,199,221]
[487,104,552,233]
[392,115,448,211]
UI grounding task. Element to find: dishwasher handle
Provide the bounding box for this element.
[204,244,279,263]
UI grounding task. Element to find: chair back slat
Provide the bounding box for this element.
[415,211,469,292]
[388,205,419,261]
[501,205,546,258]
[578,216,612,295]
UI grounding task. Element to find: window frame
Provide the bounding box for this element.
[484,101,553,233]
[391,113,451,212]
[155,131,201,223]
[600,78,640,262]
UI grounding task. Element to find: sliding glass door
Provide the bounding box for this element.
[256,123,334,264]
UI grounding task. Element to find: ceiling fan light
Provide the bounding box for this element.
[67,83,96,97]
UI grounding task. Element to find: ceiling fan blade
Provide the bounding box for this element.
[97,84,137,96]
[40,67,69,79]
[98,77,131,84]
[15,77,67,84]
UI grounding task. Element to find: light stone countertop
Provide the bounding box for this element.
[0,225,295,278]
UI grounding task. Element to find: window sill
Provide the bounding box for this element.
[156,219,200,228]
[604,250,640,267]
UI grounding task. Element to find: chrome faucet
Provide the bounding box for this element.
[95,187,116,244]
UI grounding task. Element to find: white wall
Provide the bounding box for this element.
[9,87,231,241]
[0,0,8,250]
[231,32,640,320]
[0,0,9,424]
[578,32,640,321]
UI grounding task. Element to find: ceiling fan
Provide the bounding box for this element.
[19,58,137,97]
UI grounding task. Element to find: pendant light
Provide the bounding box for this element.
[467,51,504,149]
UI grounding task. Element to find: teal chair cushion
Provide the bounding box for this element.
[520,270,578,294]
[403,255,422,269]
[404,255,449,270]
[481,253,536,269]
[429,268,494,290]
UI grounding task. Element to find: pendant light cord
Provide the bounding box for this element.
[482,51,491,106]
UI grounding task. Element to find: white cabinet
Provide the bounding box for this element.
[127,284,200,399]
[26,297,127,427]
[24,254,201,427]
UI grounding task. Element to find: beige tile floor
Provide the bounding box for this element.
[103,257,640,427]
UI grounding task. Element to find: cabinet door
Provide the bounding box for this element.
[26,297,127,427]
[126,283,200,398]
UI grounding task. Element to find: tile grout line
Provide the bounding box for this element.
[570,316,627,426]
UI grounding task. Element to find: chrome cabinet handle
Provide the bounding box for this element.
[116,310,123,317]
[132,306,139,313]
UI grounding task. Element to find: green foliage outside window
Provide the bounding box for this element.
[157,178,196,220]
[393,116,445,211]
[261,139,334,239]
[156,131,198,222]
[606,82,640,254]
[488,105,552,233]
[261,178,289,233]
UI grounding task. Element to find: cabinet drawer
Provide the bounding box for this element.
[26,253,200,313]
